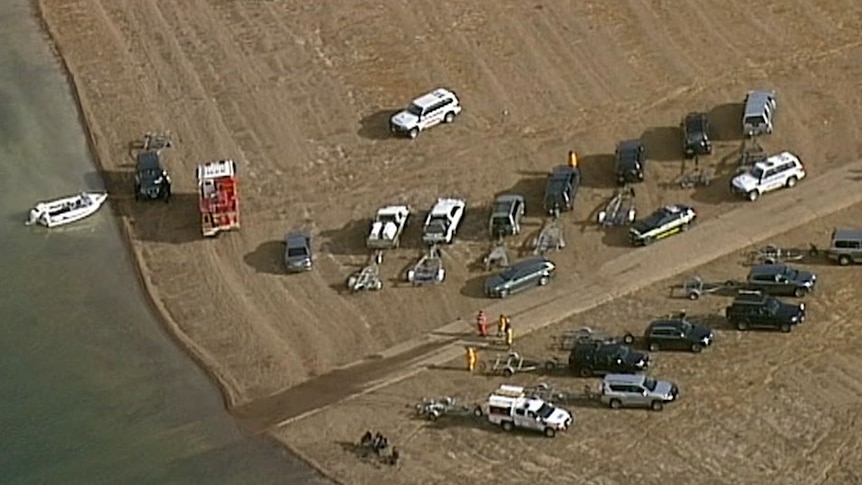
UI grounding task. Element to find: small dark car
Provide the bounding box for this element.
[283,232,313,272]
[134,151,171,202]
[484,256,555,298]
[544,165,580,216]
[745,264,816,297]
[568,341,649,377]
[725,291,806,332]
[682,112,712,158]
[615,140,647,185]
[489,194,525,238]
[643,316,714,353]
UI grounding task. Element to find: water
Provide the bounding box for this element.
[0,3,331,484]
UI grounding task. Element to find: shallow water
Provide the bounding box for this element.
[0,3,331,484]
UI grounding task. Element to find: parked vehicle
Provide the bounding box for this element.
[826,228,862,266]
[742,89,776,137]
[745,263,816,297]
[422,198,466,245]
[133,132,173,202]
[643,316,714,353]
[484,256,555,298]
[600,374,679,411]
[730,151,805,202]
[367,205,410,249]
[283,232,313,272]
[615,139,647,185]
[682,112,712,158]
[568,341,649,377]
[389,88,462,139]
[489,194,525,237]
[197,160,240,237]
[629,204,697,246]
[725,290,806,332]
[484,384,573,437]
[544,165,580,215]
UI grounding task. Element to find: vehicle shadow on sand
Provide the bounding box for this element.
[357,109,397,141]
[319,218,374,256]
[243,240,284,275]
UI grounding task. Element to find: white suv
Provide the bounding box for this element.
[730,151,805,201]
[389,88,462,139]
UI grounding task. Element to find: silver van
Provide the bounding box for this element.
[742,90,776,137]
[827,228,862,266]
[600,373,678,411]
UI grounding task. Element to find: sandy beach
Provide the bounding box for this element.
[33,0,862,483]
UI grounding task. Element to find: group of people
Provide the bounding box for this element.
[467,311,515,372]
[475,310,513,347]
[360,430,399,465]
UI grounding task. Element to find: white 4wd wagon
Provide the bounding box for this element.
[389,88,462,139]
[731,151,805,202]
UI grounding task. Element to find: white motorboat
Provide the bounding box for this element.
[26,192,108,228]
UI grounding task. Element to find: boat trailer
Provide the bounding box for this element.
[532,218,565,255]
[347,251,384,293]
[479,352,560,377]
[406,245,445,285]
[484,239,510,271]
[597,186,637,227]
[745,244,818,265]
[526,382,601,407]
[673,275,743,300]
[414,396,483,421]
[548,326,635,352]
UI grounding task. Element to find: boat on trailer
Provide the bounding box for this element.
[26,192,108,228]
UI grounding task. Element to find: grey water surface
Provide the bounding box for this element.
[0,3,332,484]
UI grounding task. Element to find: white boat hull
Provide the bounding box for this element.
[26,192,108,228]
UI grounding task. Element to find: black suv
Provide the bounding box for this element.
[615,139,647,185]
[746,264,816,297]
[568,341,649,377]
[544,165,580,216]
[682,112,712,158]
[134,150,172,202]
[643,316,714,353]
[725,291,806,332]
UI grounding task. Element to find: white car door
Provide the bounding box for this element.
[761,167,784,193]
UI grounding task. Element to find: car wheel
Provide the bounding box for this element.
[473,406,484,417]
[651,400,664,412]
[543,427,556,438]
[503,368,514,377]
[578,367,592,378]
[408,128,419,139]
[538,275,550,286]
[499,289,509,299]
[839,255,851,266]
[736,320,749,331]
[501,421,514,432]
[681,223,690,232]
[643,236,654,246]
[609,399,622,410]
[690,343,702,353]
[649,342,660,352]
[687,291,700,301]
[786,176,798,188]
[793,287,806,297]
[444,112,455,123]
[747,190,760,202]
[622,333,635,345]
[780,323,792,333]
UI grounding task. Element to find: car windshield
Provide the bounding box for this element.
[679,321,692,333]
[287,247,307,258]
[750,167,765,179]
[536,403,555,419]
[406,104,423,116]
[783,267,799,279]
[765,298,781,314]
[426,216,448,233]
[643,377,658,391]
[491,215,509,227]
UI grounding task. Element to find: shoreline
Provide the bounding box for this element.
[30,0,242,424]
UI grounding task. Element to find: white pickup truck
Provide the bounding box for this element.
[367,205,410,249]
[484,384,573,438]
[422,198,466,245]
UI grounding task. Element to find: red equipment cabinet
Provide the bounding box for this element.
[196,160,240,237]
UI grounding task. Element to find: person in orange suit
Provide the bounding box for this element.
[476,310,488,337]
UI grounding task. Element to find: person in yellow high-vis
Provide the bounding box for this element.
[568,150,578,168]
[466,347,478,372]
[497,314,509,337]
[505,323,514,349]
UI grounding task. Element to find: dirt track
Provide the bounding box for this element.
[34,0,862,483]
